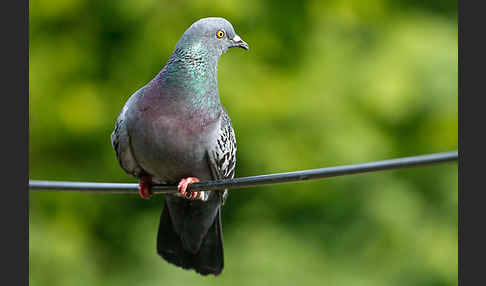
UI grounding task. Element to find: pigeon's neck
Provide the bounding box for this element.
[156,44,222,118]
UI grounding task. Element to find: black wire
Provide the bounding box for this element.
[29,150,458,194]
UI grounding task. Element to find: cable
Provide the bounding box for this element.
[29,150,458,194]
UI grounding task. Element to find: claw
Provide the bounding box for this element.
[177,177,206,201]
[139,176,152,199]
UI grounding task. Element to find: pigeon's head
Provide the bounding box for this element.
[176,17,249,58]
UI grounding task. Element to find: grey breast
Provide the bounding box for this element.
[124,87,221,184]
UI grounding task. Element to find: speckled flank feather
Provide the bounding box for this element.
[208,109,237,204]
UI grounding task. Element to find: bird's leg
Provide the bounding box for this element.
[177,177,208,201]
[139,175,152,199]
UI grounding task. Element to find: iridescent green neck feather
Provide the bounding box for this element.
[157,41,222,119]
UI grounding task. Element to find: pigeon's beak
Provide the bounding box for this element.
[231,35,249,51]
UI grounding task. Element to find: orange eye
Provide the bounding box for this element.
[216,30,225,39]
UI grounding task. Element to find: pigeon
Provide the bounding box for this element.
[111,17,249,276]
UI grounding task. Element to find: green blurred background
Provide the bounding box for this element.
[29,0,457,285]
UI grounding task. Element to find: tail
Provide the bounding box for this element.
[156,199,224,276]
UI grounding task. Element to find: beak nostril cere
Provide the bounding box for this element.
[232,35,242,43]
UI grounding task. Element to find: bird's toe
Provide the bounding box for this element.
[139,176,152,199]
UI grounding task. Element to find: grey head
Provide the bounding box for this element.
[175,17,249,59]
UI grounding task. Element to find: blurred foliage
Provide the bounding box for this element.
[29,0,457,285]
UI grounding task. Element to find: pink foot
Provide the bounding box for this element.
[177,177,206,200]
[139,175,152,199]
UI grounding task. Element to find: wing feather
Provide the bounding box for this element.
[208,109,237,204]
[111,95,143,178]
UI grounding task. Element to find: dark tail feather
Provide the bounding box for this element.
[156,200,224,276]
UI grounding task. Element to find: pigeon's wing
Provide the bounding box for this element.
[111,94,143,178]
[208,108,237,204]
